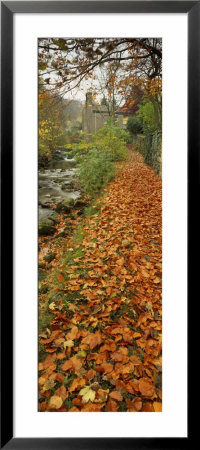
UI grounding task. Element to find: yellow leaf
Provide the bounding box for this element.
[146,301,153,312]
[76,350,87,358]
[49,302,56,311]
[64,339,74,349]
[79,386,96,404]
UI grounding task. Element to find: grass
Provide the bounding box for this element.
[84,200,102,218]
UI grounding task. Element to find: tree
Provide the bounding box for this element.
[127,117,143,135]
[38,38,162,97]
[38,88,68,165]
[136,99,161,134]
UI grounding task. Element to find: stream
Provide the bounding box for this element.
[38,149,80,224]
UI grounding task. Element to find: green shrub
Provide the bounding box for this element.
[126,117,143,134]
[68,121,129,198]
[70,122,128,160]
[78,149,115,197]
[136,100,160,134]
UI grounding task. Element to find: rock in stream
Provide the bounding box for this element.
[38,150,81,234]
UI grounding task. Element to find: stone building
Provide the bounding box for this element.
[82,92,127,133]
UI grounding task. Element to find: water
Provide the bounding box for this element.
[38,150,80,222]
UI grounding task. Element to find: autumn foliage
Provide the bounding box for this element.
[38,150,162,412]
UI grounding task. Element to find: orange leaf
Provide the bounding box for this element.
[139,378,155,397]
[86,369,96,381]
[109,390,123,401]
[69,406,79,412]
[154,277,161,284]
[69,377,86,392]
[142,402,154,412]
[56,352,66,360]
[82,330,103,350]
[55,385,68,400]
[106,399,119,412]
[81,402,105,412]
[66,326,79,340]
[153,401,162,412]
[61,359,73,371]
[111,351,123,362]
[126,397,142,412]
[116,257,125,266]
[70,355,82,373]
[57,274,64,282]
[55,373,65,383]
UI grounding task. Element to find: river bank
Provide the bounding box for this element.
[38,149,89,295]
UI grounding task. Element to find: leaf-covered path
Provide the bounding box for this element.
[39,150,162,412]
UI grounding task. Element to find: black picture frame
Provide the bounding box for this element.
[0,1,197,449]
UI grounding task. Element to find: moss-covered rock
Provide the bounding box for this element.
[43,252,56,263]
[48,214,60,224]
[38,218,56,236]
[57,231,68,238]
[38,283,49,294]
[74,199,87,209]
[55,198,75,213]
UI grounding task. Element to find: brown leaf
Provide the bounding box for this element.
[66,326,79,340]
[153,401,162,412]
[56,352,66,360]
[106,399,119,412]
[69,377,86,392]
[111,351,123,362]
[81,402,105,412]
[82,330,103,350]
[55,373,65,383]
[61,359,73,371]
[86,369,96,381]
[109,390,123,401]
[55,385,68,400]
[142,402,154,412]
[139,378,155,397]
[95,388,109,402]
[126,397,142,412]
[40,330,63,345]
[70,355,83,373]
[69,406,79,412]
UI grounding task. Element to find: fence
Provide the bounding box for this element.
[132,132,162,178]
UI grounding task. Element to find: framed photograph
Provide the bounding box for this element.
[1,1,196,449]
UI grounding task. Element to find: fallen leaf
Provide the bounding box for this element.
[79,386,96,403]
[153,401,162,412]
[49,302,56,311]
[49,395,63,409]
[61,359,73,371]
[54,385,68,400]
[64,339,74,348]
[66,326,79,340]
[139,378,155,397]
[109,390,123,401]
[57,274,64,282]
[41,379,55,392]
[126,397,142,411]
[69,377,86,392]
[106,399,119,412]
[82,330,103,349]
[69,406,79,412]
